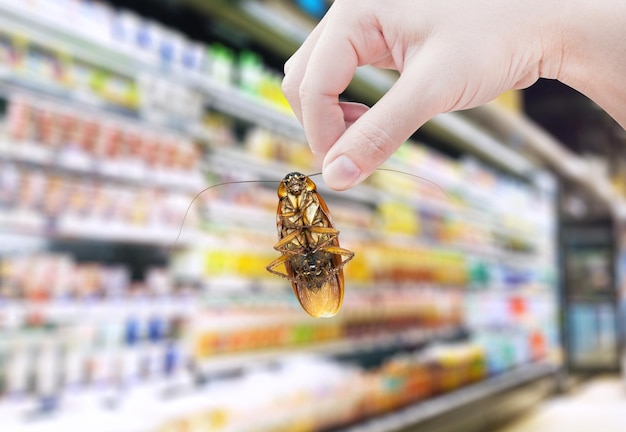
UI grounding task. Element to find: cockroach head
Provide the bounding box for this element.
[283,172,308,194]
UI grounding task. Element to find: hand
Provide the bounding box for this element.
[282,0,626,190]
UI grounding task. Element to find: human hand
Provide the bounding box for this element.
[282,0,567,190]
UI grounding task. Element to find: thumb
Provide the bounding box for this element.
[322,56,445,190]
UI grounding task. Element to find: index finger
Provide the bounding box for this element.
[282,13,330,124]
[299,22,359,157]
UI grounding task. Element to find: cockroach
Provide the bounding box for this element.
[172,169,449,318]
[265,172,354,317]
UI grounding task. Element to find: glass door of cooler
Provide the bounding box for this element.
[616,223,626,378]
[562,223,620,371]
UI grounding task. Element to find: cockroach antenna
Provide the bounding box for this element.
[375,168,452,202]
[170,178,281,253]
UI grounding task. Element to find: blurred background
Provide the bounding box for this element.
[0,1,624,431]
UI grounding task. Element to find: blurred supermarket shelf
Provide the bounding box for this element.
[0,79,205,142]
[1,289,453,330]
[0,68,141,119]
[340,360,559,432]
[0,1,304,139]
[470,102,626,220]
[0,296,198,331]
[194,326,461,377]
[427,111,536,177]
[0,138,205,193]
[0,211,197,248]
[199,77,303,138]
[0,2,141,80]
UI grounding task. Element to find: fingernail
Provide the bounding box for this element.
[323,155,361,190]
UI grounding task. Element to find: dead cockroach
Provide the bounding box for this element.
[172,169,449,318]
[266,172,354,317]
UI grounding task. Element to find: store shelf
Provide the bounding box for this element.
[341,360,559,432]
[0,139,204,193]
[0,296,197,331]
[195,326,460,376]
[0,78,200,142]
[0,210,197,249]
[0,67,140,119]
[200,79,303,138]
[469,102,626,219]
[0,3,138,80]
[0,1,304,139]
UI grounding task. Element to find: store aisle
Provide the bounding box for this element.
[498,376,626,432]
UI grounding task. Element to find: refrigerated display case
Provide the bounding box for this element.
[617,224,626,381]
[561,222,621,371]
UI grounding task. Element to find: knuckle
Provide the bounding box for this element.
[283,56,294,76]
[281,73,299,100]
[297,78,316,104]
[353,120,394,160]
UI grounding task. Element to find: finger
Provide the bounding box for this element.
[322,52,446,190]
[282,13,331,124]
[299,22,360,160]
[339,101,370,129]
[304,102,369,168]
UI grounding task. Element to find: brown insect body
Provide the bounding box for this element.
[266,172,354,318]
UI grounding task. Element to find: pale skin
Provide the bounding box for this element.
[282,0,626,190]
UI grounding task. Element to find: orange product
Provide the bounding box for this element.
[80,119,100,153]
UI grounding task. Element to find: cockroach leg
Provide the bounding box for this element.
[319,245,355,269]
[272,230,305,252]
[266,253,293,279]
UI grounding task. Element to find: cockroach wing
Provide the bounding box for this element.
[290,272,344,318]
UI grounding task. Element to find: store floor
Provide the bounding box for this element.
[497,375,626,432]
